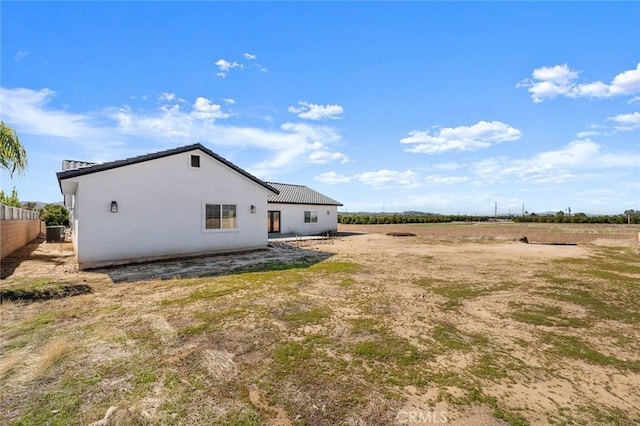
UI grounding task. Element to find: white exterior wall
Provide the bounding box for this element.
[62,149,272,268]
[270,203,338,235]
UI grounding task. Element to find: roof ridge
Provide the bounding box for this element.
[56,143,278,195]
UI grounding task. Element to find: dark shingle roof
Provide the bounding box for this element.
[266,182,342,206]
[56,143,278,195]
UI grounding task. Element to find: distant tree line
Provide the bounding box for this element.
[338,210,640,225]
[338,214,493,225]
[513,210,639,224]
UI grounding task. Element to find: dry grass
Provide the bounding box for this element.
[34,338,71,376]
[1,225,639,425]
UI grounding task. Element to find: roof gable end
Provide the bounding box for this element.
[56,143,278,195]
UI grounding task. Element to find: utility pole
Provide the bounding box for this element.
[522,203,525,217]
[494,201,497,219]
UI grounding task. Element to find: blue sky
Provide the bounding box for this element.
[1,2,639,215]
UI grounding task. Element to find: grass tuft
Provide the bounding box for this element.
[35,338,71,375]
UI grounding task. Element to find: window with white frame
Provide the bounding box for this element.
[205,204,237,230]
[304,211,318,223]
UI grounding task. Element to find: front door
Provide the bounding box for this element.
[268,211,281,233]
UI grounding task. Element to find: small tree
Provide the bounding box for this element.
[0,187,21,207]
[40,204,70,226]
[0,122,28,177]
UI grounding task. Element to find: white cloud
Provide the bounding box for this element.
[315,171,352,185]
[532,64,579,85]
[317,169,420,189]
[355,169,421,189]
[288,101,344,121]
[471,140,640,184]
[314,137,638,195]
[15,50,30,62]
[222,98,236,104]
[215,58,243,77]
[575,130,600,138]
[425,175,469,184]
[307,150,349,164]
[609,111,640,130]
[574,81,609,98]
[401,120,521,154]
[519,63,640,102]
[432,162,462,171]
[532,140,600,167]
[0,87,348,176]
[610,64,640,96]
[158,92,176,101]
[191,97,230,121]
[215,54,267,77]
[0,87,110,140]
[157,92,186,103]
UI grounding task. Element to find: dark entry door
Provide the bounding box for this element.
[268,211,281,233]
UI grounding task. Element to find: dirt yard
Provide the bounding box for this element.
[1,225,639,425]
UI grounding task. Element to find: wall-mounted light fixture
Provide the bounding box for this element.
[110,201,118,213]
[250,205,256,214]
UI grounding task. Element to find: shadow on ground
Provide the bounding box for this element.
[96,245,336,284]
[0,282,92,302]
[1,238,46,279]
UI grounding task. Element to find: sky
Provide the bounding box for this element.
[1,2,639,216]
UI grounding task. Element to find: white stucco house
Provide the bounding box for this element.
[266,182,342,236]
[57,144,279,269]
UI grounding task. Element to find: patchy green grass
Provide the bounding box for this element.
[224,410,261,426]
[542,333,640,373]
[2,233,639,426]
[509,302,588,328]
[280,305,330,326]
[416,279,515,309]
[535,286,640,324]
[12,372,102,426]
[432,322,488,350]
[178,308,246,337]
[308,260,362,274]
[2,311,59,351]
[179,285,240,303]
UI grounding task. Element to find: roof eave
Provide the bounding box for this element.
[268,200,343,206]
